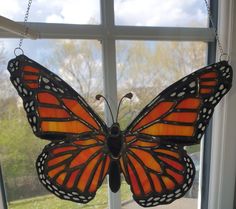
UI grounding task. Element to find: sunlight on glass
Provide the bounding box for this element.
[116,40,207,209]
[0,0,100,24]
[115,0,208,27]
[0,39,106,209]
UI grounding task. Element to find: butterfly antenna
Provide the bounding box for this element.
[96,94,115,123]
[116,92,133,122]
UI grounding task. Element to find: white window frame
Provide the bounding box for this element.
[1,0,235,209]
[208,0,236,209]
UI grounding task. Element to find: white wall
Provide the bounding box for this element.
[208,0,236,209]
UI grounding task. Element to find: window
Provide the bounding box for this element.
[0,0,218,209]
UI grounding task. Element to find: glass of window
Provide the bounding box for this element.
[0,0,101,24]
[114,0,208,27]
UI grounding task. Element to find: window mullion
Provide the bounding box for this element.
[114,26,215,41]
[100,0,121,209]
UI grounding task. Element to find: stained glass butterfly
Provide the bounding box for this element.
[7,55,232,207]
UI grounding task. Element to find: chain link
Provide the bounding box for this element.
[203,0,226,59]
[15,0,33,56]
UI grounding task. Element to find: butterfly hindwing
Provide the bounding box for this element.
[125,61,233,145]
[7,55,107,140]
[36,134,110,203]
[120,135,195,207]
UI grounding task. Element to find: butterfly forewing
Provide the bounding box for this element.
[125,61,233,145]
[7,55,107,140]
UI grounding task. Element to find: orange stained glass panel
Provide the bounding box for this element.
[48,165,66,178]
[125,136,136,143]
[166,169,184,184]
[23,74,39,80]
[38,92,60,105]
[162,176,175,190]
[200,72,217,78]
[140,123,194,136]
[130,148,161,173]
[47,154,72,167]
[128,154,152,194]
[176,98,201,109]
[158,156,184,171]
[200,88,213,94]
[128,154,151,194]
[77,153,102,192]
[102,156,110,179]
[132,140,158,147]
[97,135,105,142]
[164,112,198,123]
[66,169,80,189]
[41,121,91,134]
[154,149,180,159]
[128,164,141,196]
[52,146,77,155]
[62,98,99,130]
[89,161,103,192]
[70,146,101,168]
[150,173,162,193]
[38,107,70,118]
[56,172,67,185]
[26,82,39,89]
[132,102,175,131]
[200,81,217,86]
[73,139,98,146]
[23,66,39,73]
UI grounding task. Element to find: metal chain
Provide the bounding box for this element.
[203,0,229,61]
[14,0,33,56]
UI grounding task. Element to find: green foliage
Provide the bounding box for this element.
[0,100,45,174]
[8,185,108,209]
[8,183,132,209]
[0,97,47,200]
[185,144,200,154]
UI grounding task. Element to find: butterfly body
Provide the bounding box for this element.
[106,123,123,159]
[7,55,232,207]
[105,123,123,192]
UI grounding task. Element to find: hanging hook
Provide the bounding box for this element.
[220,53,230,62]
[14,47,24,57]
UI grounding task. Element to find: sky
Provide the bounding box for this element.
[0,0,207,25]
[0,0,208,74]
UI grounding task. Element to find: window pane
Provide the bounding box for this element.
[116,40,207,209]
[0,39,107,209]
[114,0,208,27]
[1,0,100,24]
